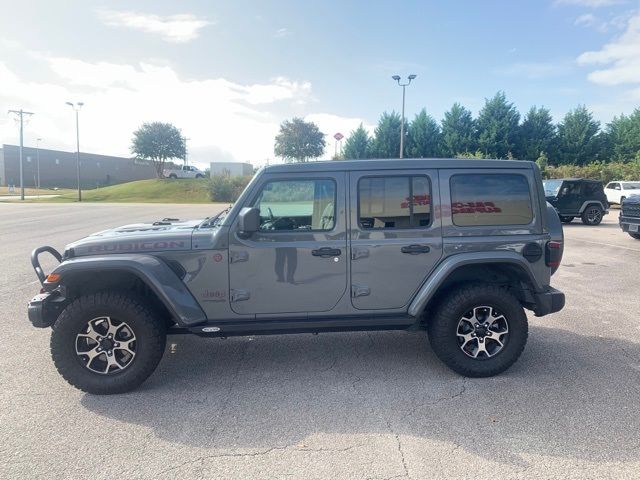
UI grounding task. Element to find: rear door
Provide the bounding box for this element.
[349,169,443,310]
[228,172,347,315]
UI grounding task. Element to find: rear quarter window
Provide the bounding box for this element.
[450,173,533,226]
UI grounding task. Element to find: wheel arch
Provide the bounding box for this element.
[408,253,543,318]
[52,255,207,327]
[578,201,606,214]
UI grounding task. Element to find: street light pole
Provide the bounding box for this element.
[392,74,417,159]
[66,101,84,202]
[8,109,34,200]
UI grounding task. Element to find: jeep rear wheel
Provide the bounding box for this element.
[559,216,574,223]
[581,205,603,225]
[51,292,166,394]
[427,284,528,377]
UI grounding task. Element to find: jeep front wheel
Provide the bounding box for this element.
[581,205,603,225]
[50,292,166,394]
[427,284,528,377]
[629,232,640,240]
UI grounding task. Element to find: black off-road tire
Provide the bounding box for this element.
[629,232,640,240]
[559,216,574,223]
[195,174,204,179]
[51,292,166,395]
[581,204,604,225]
[427,284,528,378]
[169,174,178,179]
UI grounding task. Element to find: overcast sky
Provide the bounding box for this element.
[1,0,639,168]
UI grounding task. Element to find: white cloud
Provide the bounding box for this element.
[574,12,631,32]
[98,9,212,43]
[0,55,368,167]
[577,13,640,85]
[305,113,375,138]
[556,0,627,7]
[274,28,292,38]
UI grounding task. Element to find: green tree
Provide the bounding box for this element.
[407,109,441,158]
[371,111,402,158]
[131,122,186,178]
[343,123,371,159]
[518,106,556,162]
[274,117,326,162]
[606,108,640,162]
[556,105,600,165]
[440,103,476,157]
[476,91,520,158]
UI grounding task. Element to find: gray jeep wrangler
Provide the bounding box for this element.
[29,159,565,394]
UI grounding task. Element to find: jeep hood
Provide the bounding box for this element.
[64,219,202,258]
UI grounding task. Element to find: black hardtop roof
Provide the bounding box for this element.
[549,178,603,183]
[264,158,535,173]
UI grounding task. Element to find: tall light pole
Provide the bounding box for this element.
[8,109,34,200]
[66,101,84,201]
[392,74,417,159]
[36,137,42,196]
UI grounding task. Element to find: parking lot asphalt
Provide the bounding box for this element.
[1,203,639,480]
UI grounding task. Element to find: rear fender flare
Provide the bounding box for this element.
[53,254,206,327]
[407,252,544,317]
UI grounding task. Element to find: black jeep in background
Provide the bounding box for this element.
[543,178,609,225]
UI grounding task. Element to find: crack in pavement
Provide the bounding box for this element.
[401,376,468,420]
[155,444,364,477]
[386,420,410,479]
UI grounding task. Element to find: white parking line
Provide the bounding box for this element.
[570,237,640,253]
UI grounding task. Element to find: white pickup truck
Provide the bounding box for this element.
[604,181,640,205]
[163,165,206,179]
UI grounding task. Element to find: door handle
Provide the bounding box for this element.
[312,247,342,257]
[401,244,430,254]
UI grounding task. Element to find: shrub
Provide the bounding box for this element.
[207,174,252,202]
[544,160,640,184]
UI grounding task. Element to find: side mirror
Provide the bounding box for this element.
[238,207,260,238]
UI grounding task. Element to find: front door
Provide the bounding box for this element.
[349,170,443,310]
[229,172,348,315]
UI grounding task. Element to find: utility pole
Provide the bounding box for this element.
[36,138,42,197]
[66,102,84,201]
[391,75,417,159]
[8,109,34,200]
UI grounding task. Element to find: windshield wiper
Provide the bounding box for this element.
[200,204,233,228]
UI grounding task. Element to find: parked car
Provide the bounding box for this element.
[543,178,608,225]
[163,165,205,179]
[29,159,565,394]
[604,181,640,205]
[619,195,640,240]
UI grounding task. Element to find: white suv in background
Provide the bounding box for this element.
[604,181,640,205]
[163,165,206,179]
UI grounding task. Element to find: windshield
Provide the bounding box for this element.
[543,180,563,196]
[623,183,640,190]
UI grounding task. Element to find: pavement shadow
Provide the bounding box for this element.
[81,326,640,468]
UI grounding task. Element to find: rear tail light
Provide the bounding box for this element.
[546,241,562,267]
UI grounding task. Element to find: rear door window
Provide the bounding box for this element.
[450,174,533,226]
[358,175,431,229]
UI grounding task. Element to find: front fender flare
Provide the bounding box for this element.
[53,254,207,327]
[407,251,544,317]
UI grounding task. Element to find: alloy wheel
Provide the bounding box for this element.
[456,306,509,359]
[75,316,137,374]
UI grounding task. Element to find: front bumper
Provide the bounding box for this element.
[28,291,66,328]
[619,214,640,233]
[533,287,565,317]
